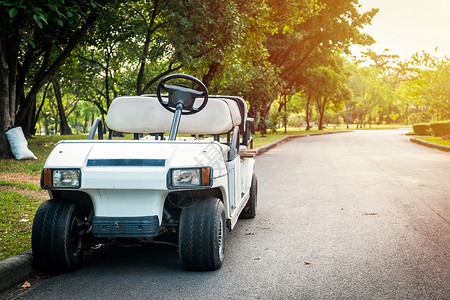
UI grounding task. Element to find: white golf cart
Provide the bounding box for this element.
[32,74,257,273]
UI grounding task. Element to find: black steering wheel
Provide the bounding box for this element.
[156,74,208,115]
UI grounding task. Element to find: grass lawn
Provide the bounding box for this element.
[0,134,88,260]
[416,136,450,147]
[1,134,88,176]
[0,124,412,260]
[0,191,42,260]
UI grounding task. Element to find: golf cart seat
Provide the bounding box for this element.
[105,96,242,135]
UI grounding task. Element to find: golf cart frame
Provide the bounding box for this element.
[32,74,257,273]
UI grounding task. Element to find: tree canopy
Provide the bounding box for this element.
[1,0,449,157]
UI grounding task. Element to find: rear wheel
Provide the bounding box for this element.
[32,199,87,273]
[240,174,257,219]
[179,198,225,271]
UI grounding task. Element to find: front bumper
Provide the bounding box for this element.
[92,215,159,238]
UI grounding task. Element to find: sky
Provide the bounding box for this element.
[352,0,450,59]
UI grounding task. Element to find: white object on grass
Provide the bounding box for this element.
[5,127,37,160]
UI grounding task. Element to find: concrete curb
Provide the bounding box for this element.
[0,130,351,292]
[410,137,450,152]
[0,250,34,291]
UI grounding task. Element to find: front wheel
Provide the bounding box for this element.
[32,199,88,273]
[179,198,225,271]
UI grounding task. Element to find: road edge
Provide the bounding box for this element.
[255,130,352,155]
[0,250,34,291]
[410,137,450,152]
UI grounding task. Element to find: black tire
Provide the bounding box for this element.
[179,198,225,271]
[240,174,257,219]
[32,199,87,273]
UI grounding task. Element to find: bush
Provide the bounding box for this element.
[288,113,303,128]
[430,121,450,137]
[413,123,431,135]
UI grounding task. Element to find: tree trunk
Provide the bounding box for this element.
[105,52,111,109]
[136,28,153,95]
[345,112,350,129]
[21,96,37,136]
[202,61,219,88]
[34,83,49,134]
[248,105,257,119]
[315,97,327,131]
[54,114,59,135]
[319,101,326,130]
[305,94,311,130]
[83,115,89,133]
[283,94,287,133]
[0,28,20,156]
[53,80,72,135]
[29,95,38,135]
[44,115,50,135]
[0,43,14,157]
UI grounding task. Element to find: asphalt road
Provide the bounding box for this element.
[6,129,450,299]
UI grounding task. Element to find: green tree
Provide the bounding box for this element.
[59,0,247,126]
[348,65,379,127]
[63,6,136,123]
[0,0,108,157]
[303,55,350,130]
[262,0,377,127]
[188,0,280,118]
[130,0,242,94]
[411,53,450,120]
[267,0,377,83]
[347,49,408,127]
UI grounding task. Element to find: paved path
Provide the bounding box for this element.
[4,129,450,299]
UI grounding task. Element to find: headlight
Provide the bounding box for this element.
[42,169,81,189]
[168,167,212,189]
